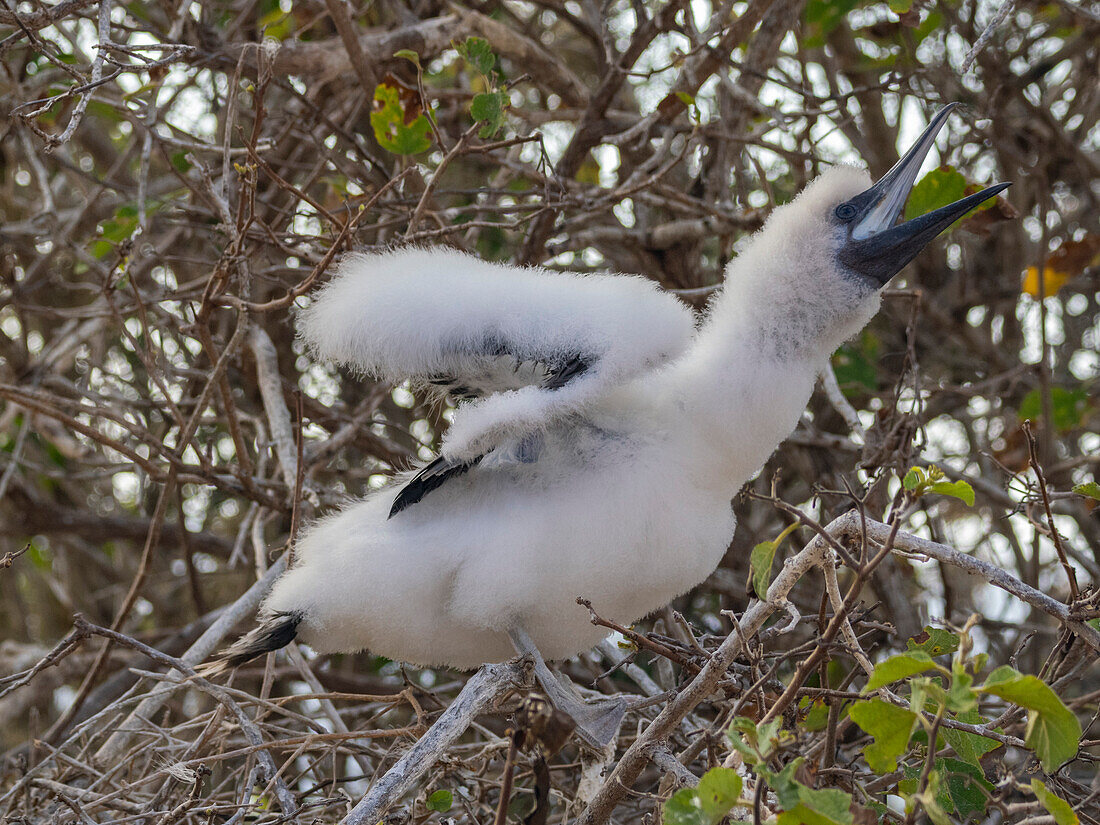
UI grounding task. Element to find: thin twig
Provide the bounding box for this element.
[1022,420,1080,601]
[342,662,524,825]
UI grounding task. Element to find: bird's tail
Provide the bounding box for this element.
[196,611,303,678]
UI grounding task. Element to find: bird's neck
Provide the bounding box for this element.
[665,268,859,491]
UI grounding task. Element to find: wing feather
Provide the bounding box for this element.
[388,454,483,517]
[300,247,695,512]
[300,248,693,400]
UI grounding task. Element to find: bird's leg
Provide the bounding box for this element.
[508,626,625,748]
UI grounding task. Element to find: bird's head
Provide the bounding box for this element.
[723,104,1009,358]
[830,103,1010,287]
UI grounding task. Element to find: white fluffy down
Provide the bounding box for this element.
[266,170,890,670]
[299,248,697,459]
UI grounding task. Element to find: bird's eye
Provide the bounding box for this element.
[834,203,858,221]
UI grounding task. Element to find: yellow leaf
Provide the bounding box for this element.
[1022,234,1100,298]
[1022,266,1072,298]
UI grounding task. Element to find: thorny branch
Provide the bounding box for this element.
[2,0,1097,822]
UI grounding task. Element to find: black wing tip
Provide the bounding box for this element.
[388,455,483,519]
[544,354,590,390]
[388,489,416,518]
[197,611,303,678]
[388,457,443,518]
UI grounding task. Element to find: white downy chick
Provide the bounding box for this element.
[208,104,1007,709]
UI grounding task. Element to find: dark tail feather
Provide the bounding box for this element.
[196,611,302,678]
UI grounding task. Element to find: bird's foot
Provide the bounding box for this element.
[539,669,625,748]
[567,699,626,749]
[508,627,625,748]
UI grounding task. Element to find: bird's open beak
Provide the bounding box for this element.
[838,103,1011,286]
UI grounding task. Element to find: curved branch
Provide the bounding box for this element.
[843,517,1100,653]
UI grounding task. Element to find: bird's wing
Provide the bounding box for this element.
[300,247,696,514]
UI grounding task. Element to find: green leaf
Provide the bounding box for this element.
[370,83,432,155]
[800,697,830,732]
[910,675,947,710]
[910,770,952,825]
[122,80,162,102]
[945,668,978,714]
[1031,780,1079,825]
[575,154,601,185]
[470,90,507,138]
[831,333,880,395]
[865,800,891,820]
[776,803,849,825]
[91,205,140,258]
[394,48,421,68]
[749,523,798,600]
[767,759,853,824]
[888,0,913,12]
[1071,481,1100,501]
[902,466,974,506]
[663,790,708,825]
[426,789,452,812]
[907,627,960,657]
[675,91,695,106]
[941,711,1001,768]
[904,166,968,223]
[749,540,778,599]
[939,758,993,818]
[901,759,989,818]
[906,678,935,724]
[27,540,52,572]
[972,651,989,674]
[865,651,940,690]
[728,717,787,764]
[170,151,192,173]
[802,0,859,48]
[849,699,918,773]
[980,666,1081,771]
[928,479,975,506]
[696,768,743,821]
[662,768,742,825]
[912,10,943,42]
[258,6,294,40]
[456,36,496,75]
[1018,387,1090,432]
[469,90,501,122]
